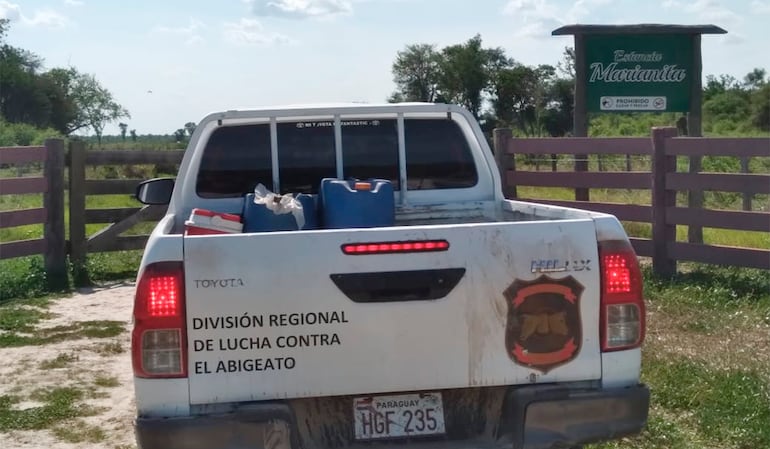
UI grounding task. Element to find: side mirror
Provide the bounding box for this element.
[135,178,175,205]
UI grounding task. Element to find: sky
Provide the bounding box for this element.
[2,0,769,135]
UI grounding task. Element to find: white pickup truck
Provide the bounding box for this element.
[132,103,649,449]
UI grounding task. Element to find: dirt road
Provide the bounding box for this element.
[0,284,137,449]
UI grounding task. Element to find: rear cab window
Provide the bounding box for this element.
[195,118,478,198]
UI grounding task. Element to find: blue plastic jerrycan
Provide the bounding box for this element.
[319,178,395,229]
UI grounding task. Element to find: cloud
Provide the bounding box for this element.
[502,0,612,38]
[514,21,557,39]
[0,1,22,21]
[720,32,746,45]
[502,0,558,19]
[222,18,291,45]
[688,0,740,23]
[751,0,770,14]
[663,0,741,24]
[503,0,611,21]
[246,0,353,19]
[23,9,70,28]
[0,1,70,28]
[153,18,205,45]
[63,0,84,6]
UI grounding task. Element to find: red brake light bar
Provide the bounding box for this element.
[342,240,450,255]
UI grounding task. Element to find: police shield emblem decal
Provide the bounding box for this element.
[504,275,584,373]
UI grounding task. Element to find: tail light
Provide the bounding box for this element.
[599,240,645,352]
[342,240,450,255]
[132,261,187,378]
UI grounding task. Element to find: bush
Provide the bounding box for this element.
[0,257,48,303]
[0,120,63,146]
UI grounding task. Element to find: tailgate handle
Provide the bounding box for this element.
[329,268,466,303]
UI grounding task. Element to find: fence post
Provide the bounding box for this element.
[651,127,678,277]
[43,139,67,290]
[68,140,88,284]
[493,128,517,199]
[741,157,752,211]
[687,34,704,245]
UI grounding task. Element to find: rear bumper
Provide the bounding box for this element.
[499,383,650,449]
[135,402,299,449]
[135,384,649,449]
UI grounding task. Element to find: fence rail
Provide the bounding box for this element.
[494,126,770,276]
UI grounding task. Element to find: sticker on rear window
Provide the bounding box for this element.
[503,275,584,373]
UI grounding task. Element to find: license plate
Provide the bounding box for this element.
[353,392,445,440]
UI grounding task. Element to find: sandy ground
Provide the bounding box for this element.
[0,283,137,449]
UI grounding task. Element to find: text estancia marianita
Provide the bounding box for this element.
[589,50,686,83]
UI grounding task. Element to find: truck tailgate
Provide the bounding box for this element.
[183,219,601,405]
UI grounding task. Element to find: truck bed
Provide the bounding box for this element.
[170,199,600,234]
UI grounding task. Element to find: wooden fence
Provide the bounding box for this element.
[1,131,768,284]
[0,140,67,289]
[494,126,770,276]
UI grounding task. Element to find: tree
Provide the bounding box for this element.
[703,74,741,101]
[437,34,507,118]
[184,121,197,137]
[174,129,186,142]
[130,129,137,142]
[67,71,130,144]
[119,122,128,140]
[743,68,767,90]
[489,62,569,137]
[557,46,576,80]
[0,24,51,127]
[389,44,442,102]
[40,68,78,134]
[0,22,129,140]
[750,84,770,131]
[0,20,75,133]
[542,78,574,137]
[387,91,405,103]
[489,64,538,129]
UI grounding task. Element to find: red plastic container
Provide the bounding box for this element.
[184,208,243,235]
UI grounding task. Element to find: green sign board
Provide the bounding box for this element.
[585,34,693,112]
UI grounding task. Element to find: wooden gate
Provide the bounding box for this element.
[67,141,184,273]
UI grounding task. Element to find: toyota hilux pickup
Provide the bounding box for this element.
[132,102,649,449]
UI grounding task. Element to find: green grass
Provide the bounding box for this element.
[645,264,770,310]
[53,420,107,444]
[0,192,148,243]
[81,250,143,282]
[0,187,147,301]
[0,306,51,333]
[592,356,770,449]
[39,353,78,370]
[92,340,124,356]
[0,252,140,305]
[0,320,125,348]
[0,257,51,302]
[588,265,770,449]
[0,387,97,432]
[93,375,120,388]
[648,358,769,446]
